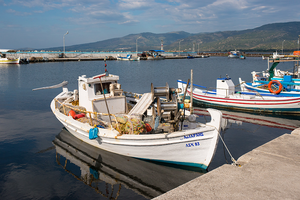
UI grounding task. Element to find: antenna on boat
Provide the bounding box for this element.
[104,57,108,76]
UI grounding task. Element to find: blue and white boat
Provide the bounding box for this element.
[228,50,240,58]
[178,76,300,114]
[117,54,140,61]
[240,55,300,97]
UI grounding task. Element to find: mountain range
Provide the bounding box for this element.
[44,21,300,52]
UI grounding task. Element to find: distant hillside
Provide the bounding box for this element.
[44,22,300,52]
[46,31,194,52]
[181,21,300,52]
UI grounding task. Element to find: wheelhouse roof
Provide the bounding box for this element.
[149,50,165,52]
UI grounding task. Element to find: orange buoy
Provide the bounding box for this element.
[68,110,76,118]
[145,123,152,132]
[268,80,282,94]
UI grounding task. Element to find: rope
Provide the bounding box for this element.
[217,129,240,166]
[206,123,240,167]
[221,129,230,164]
[235,81,245,88]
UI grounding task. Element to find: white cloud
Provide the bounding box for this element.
[118,0,151,9]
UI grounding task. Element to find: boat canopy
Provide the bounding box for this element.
[268,62,280,81]
[149,50,165,52]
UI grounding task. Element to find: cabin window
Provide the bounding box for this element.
[94,82,114,95]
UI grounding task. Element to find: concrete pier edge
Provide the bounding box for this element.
[154,128,300,199]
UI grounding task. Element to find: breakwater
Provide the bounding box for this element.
[5,52,270,62]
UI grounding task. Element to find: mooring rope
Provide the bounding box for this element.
[217,129,240,166]
[206,123,240,167]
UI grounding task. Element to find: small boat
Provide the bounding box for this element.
[143,50,165,60]
[178,76,300,114]
[41,64,222,170]
[240,55,246,59]
[239,77,300,97]
[0,49,20,64]
[116,54,140,61]
[201,55,209,58]
[272,51,285,59]
[240,55,300,97]
[228,49,240,58]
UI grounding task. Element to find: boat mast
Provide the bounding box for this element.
[190,69,193,114]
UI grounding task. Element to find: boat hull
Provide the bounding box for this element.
[147,56,164,60]
[228,54,239,58]
[0,57,20,64]
[117,57,140,61]
[51,99,221,170]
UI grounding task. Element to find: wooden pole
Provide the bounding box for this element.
[182,79,190,102]
[97,76,112,127]
[190,69,193,114]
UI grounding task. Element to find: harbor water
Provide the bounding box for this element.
[0,57,299,199]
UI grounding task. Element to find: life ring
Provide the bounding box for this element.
[268,80,282,94]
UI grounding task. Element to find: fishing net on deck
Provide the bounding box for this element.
[113,115,146,135]
[76,117,107,128]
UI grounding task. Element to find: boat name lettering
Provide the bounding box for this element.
[186,142,200,147]
[184,132,203,139]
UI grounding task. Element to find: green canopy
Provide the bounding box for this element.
[268,62,279,81]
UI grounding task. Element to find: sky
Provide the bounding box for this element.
[1,0,300,49]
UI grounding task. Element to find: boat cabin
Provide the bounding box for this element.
[216,77,235,97]
[78,73,126,115]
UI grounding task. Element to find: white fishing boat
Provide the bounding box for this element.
[38,64,222,170]
[116,54,140,61]
[0,49,20,64]
[178,76,300,114]
[228,49,240,58]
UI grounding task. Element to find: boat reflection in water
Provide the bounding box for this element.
[52,128,204,199]
[193,107,300,131]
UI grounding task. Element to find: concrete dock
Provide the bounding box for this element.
[154,128,300,199]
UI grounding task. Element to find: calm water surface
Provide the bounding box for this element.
[0,57,299,199]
